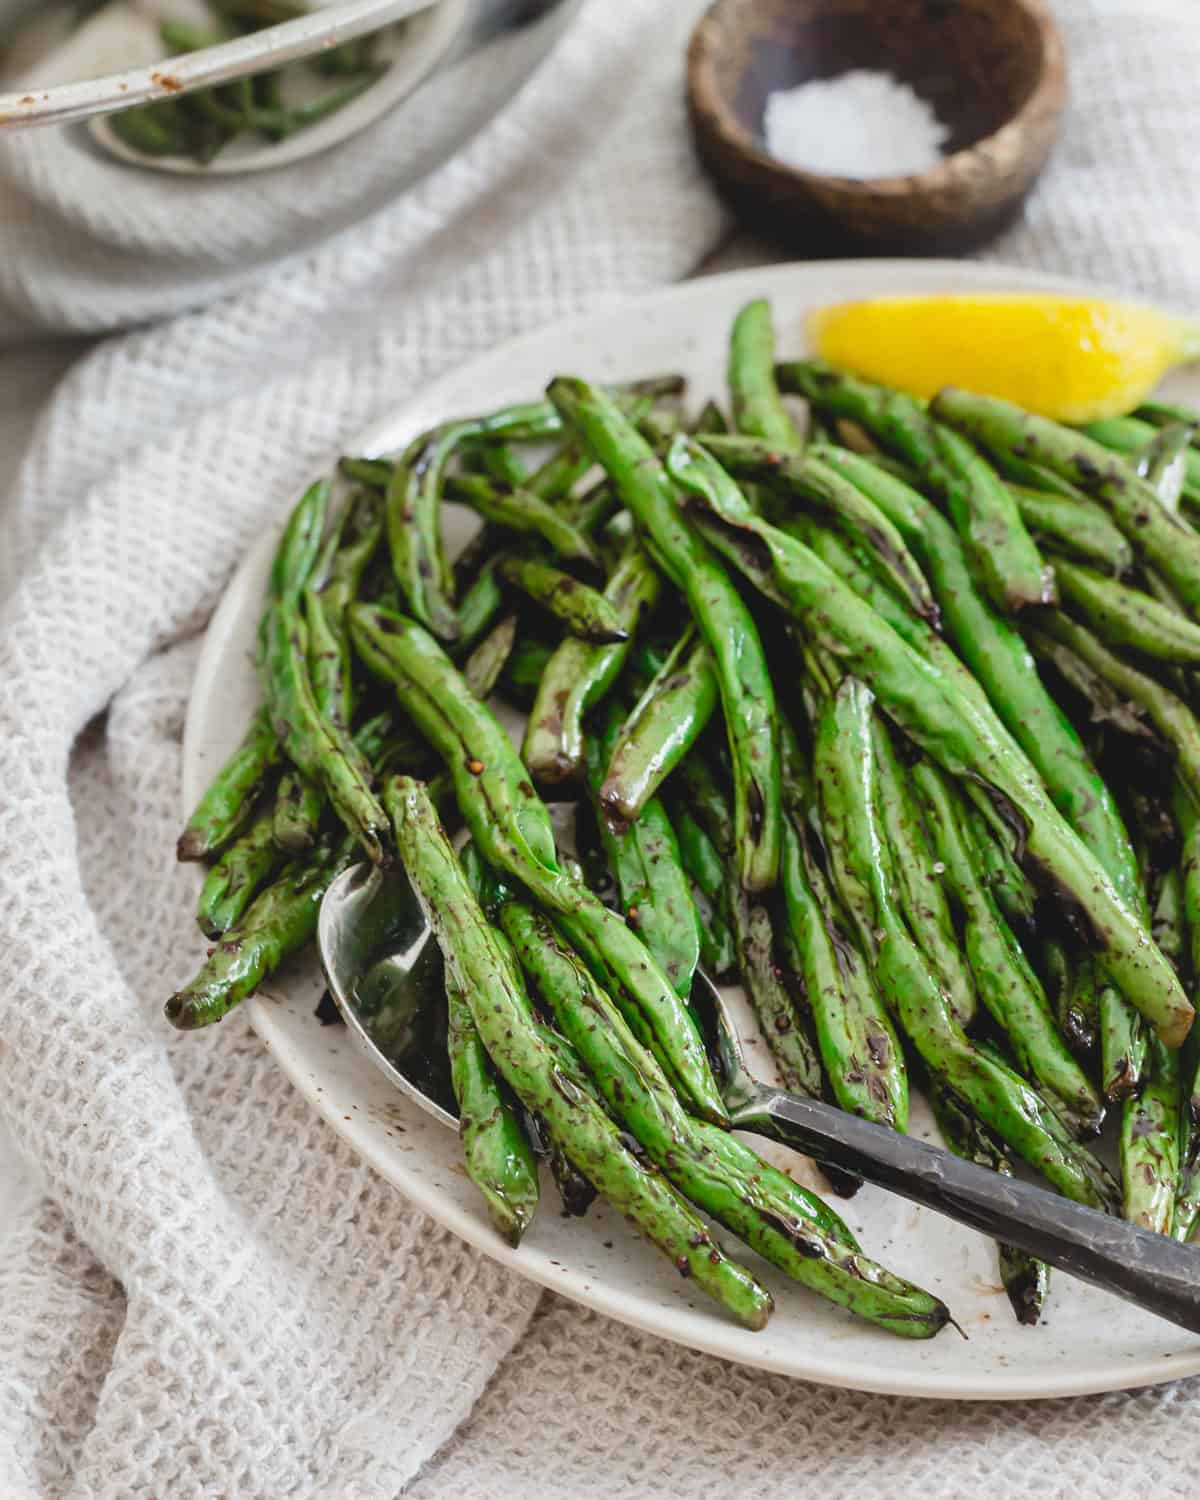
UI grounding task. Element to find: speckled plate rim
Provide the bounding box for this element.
[183,259,1200,1402]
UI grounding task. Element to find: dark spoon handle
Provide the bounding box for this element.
[741,1089,1200,1334]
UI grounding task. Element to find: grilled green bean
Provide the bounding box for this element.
[181,479,330,858]
[771,448,1153,1108]
[167,832,354,1029]
[1152,864,1186,974]
[677,721,824,1094]
[305,577,355,731]
[698,437,939,626]
[446,975,540,1247]
[255,476,392,859]
[1084,414,1200,502]
[912,760,1103,1132]
[669,803,737,979]
[673,750,736,856]
[384,780,771,1329]
[728,299,803,450]
[1054,558,1200,664]
[259,596,388,864]
[500,900,948,1338]
[1121,1036,1180,1234]
[451,555,508,660]
[445,472,601,569]
[270,770,321,854]
[496,554,629,644]
[178,704,279,861]
[1172,784,1200,1239]
[109,101,196,156]
[816,678,1116,1206]
[732,883,823,1098]
[670,731,817,1090]
[932,421,1057,611]
[1174,1123,1200,1242]
[339,455,393,490]
[1136,401,1200,432]
[1180,787,1200,983]
[1174,1024,1200,1243]
[962,802,1038,936]
[196,803,281,937]
[498,910,839,1253]
[548,378,781,892]
[315,487,385,621]
[277,534,377,855]
[461,613,518,700]
[1030,613,1200,810]
[522,545,660,787]
[349,605,725,1121]
[669,441,1191,1045]
[872,719,977,1029]
[988,447,1097,500]
[694,399,730,436]
[350,605,557,861]
[780,817,907,1129]
[385,434,460,642]
[598,628,720,827]
[934,389,1200,618]
[526,438,594,504]
[1009,485,1134,574]
[386,402,564,641]
[1022,623,1169,755]
[1094,966,1148,1103]
[1137,423,1197,516]
[785,517,992,723]
[587,706,701,999]
[778,362,1053,612]
[807,446,1141,910]
[464,440,529,489]
[1046,948,1098,1058]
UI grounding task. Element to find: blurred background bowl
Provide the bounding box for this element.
[686,0,1067,256]
[0,0,576,132]
[0,0,582,274]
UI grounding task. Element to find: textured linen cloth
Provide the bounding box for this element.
[5,2,1200,1497]
[0,0,571,343]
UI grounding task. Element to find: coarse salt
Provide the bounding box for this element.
[763,69,951,179]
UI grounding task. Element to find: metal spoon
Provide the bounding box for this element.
[318,857,457,1127]
[318,861,1200,1335]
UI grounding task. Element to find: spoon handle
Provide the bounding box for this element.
[740,1089,1200,1334]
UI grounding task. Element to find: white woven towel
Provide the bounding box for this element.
[5,3,1200,1497]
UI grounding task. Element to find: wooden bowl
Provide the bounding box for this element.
[687,0,1067,255]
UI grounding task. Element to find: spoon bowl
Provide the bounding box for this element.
[318,859,456,1128]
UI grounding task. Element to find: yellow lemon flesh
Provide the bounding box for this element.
[808,293,1200,423]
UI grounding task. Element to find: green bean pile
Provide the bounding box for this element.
[170,297,1200,1337]
[108,2,386,165]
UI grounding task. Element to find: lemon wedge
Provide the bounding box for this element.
[808,293,1200,423]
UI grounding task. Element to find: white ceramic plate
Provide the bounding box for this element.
[182,259,1200,1401]
[88,0,465,175]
